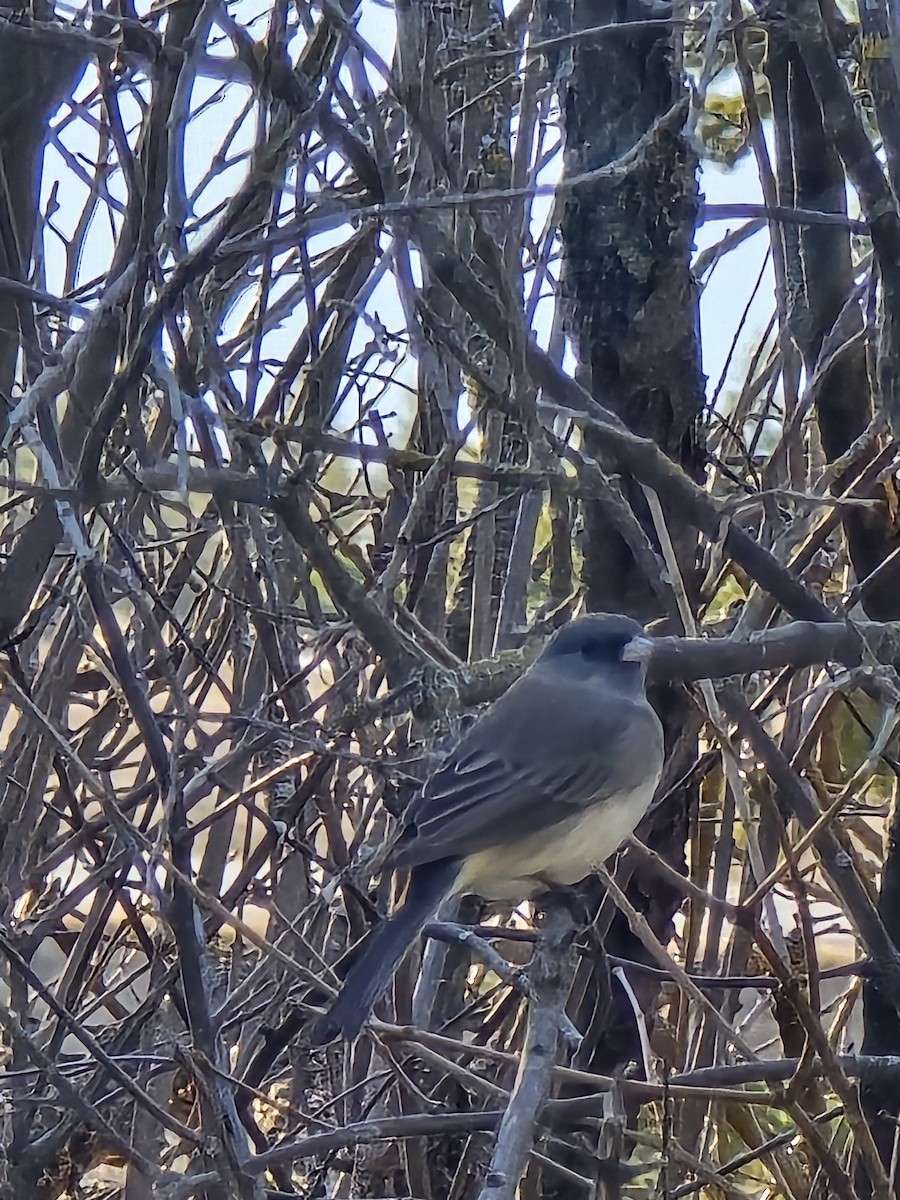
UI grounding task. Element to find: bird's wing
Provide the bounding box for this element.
[389,670,662,870]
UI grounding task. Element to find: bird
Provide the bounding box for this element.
[311,612,665,1043]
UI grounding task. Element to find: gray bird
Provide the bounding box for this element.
[312,613,664,1043]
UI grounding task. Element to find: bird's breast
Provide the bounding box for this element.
[453,781,657,903]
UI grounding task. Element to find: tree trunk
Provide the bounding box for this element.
[557,0,704,1094]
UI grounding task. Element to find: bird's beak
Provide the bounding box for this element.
[621,635,654,663]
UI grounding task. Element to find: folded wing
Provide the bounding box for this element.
[389,670,662,870]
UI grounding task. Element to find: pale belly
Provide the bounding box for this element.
[452,782,657,903]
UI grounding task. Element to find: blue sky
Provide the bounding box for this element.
[37,1,781,444]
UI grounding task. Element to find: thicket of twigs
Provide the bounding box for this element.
[5,0,900,1197]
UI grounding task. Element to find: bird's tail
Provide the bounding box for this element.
[312,859,459,1043]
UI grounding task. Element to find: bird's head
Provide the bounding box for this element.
[538,613,654,689]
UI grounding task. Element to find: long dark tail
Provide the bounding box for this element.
[311,859,460,1043]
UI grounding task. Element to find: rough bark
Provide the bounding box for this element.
[558,0,703,1097]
